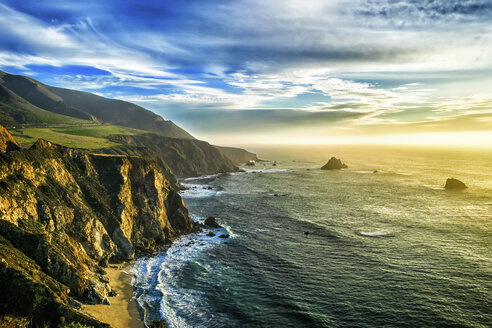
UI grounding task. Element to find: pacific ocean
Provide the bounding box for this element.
[134,145,492,327]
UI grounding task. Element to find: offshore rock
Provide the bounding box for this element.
[445,178,467,189]
[321,157,348,170]
[204,216,222,228]
[0,126,196,326]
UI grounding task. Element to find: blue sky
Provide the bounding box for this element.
[0,0,491,145]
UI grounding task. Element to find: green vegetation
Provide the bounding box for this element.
[149,319,168,328]
[0,316,32,328]
[0,71,194,139]
[0,316,94,328]
[9,125,143,149]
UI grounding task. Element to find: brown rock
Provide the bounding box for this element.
[0,125,19,152]
[445,178,467,189]
[321,157,348,170]
[204,216,221,228]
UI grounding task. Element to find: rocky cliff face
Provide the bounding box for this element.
[0,128,196,326]
[0,125,19,151]
[214,145,259,164]
[105,134,239,178]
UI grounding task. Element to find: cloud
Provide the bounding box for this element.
[0,0,491,144]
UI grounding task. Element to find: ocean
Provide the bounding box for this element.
[133,145,492,327]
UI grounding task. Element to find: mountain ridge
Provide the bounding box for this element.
[0,70,193,139]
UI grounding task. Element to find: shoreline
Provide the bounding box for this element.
[83,264,145,328]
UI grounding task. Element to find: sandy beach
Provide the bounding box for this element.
[84,265,144,328]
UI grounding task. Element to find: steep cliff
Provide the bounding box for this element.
[214,145,259,164]
[104,134,239,178]
[0,127,196,326]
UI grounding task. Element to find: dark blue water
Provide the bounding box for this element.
[134,147,492,327]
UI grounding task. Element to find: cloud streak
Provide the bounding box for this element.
[0,0,490,143]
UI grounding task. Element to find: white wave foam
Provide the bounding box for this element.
[179,184,218,199]
[133,216,233,327]
[423,184,445,190]
[359,231,387,237]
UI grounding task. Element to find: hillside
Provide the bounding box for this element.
[214,145,259,164]
[0,70,193,139]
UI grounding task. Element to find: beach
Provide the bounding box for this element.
[84,265,144,328]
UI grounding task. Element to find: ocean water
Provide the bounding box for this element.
[133,146,492,328]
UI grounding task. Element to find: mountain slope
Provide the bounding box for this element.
[0,71,194,139]
[0,84,91,128]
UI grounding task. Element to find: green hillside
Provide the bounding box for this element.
[0,70,194,139]
[0,84,92,128]
[10,125,142,149]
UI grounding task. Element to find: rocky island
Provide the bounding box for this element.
[321,157,348,170]
[445,178,467,189]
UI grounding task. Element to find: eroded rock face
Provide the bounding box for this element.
[0,125,19,152]
[0,132,196,325]
[445,178,467,189]
[321,157,348,170]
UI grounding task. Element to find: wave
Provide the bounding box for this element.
[133,218,233,327]
[179,184,218,198]
[359,231,389,237]
[423,184,445,190]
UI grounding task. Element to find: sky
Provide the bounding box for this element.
[0,0,491,146]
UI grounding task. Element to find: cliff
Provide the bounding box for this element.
[0,127,196,326]
[104,134,239,178]
[214,145,259,164]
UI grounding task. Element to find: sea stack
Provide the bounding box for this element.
[445,178,467,190]
[321,157,348,170]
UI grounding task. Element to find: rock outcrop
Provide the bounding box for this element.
[0,125,19,151]
[204,216,222,228]
[0,126,196,326]
[321,157,348,170]
[445,178,467,189]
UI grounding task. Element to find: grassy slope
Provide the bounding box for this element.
[0,85,92,128]
[9,125,143,149]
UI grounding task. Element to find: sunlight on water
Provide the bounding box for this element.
[135,145,492,328]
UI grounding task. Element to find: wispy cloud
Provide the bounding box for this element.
[0,0,490,143]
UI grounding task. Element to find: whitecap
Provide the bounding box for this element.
[423,184,445,190]
[134,217,232,327]
[179,184,218,198]
[359,231,388,237]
